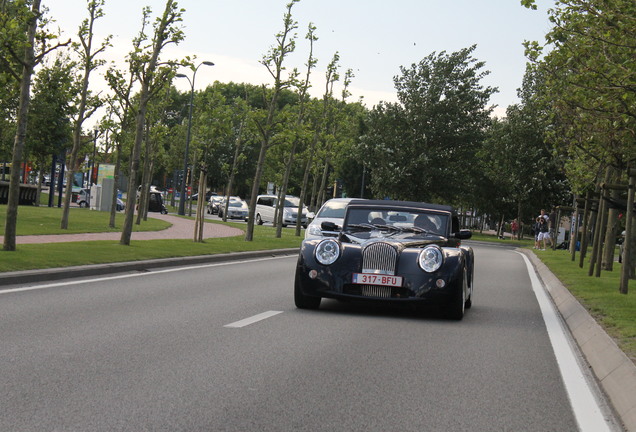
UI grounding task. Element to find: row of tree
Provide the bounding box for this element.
[522,0,636,292]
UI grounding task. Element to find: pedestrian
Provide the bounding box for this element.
[511,219,519,240]
[537,216,550,250]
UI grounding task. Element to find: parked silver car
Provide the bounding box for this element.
[219,197,249,221]
[255,194,309,227]
[305,198,361,239]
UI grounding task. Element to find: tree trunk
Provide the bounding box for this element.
[581,190,598,268]
[275,140,298,238]
[602,187,620,271]
[194,169,206,242]
[3,0,39,251]
[108,142,122,228]
[137,129,153,225]
[620,170,635,293]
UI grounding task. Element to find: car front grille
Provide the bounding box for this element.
[361,285,392,298]
[343,284,411,298]
[362,242,398,275]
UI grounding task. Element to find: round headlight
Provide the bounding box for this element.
[419,246,443,272]
[315,239,340,265]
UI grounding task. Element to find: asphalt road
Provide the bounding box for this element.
[0,243,619,431]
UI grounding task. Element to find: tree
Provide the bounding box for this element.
[60,0,110,230]
[2,0,70,251]
[245,0,300,242]
[27,54,75,205]
[274,22,317,238]
[120,0,185,246]
[362,46,496,204]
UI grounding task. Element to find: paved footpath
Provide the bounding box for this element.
[0,213,244,244]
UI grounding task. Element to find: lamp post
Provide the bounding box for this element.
[176,60,214,215]
[90,127,98,187]
[85,126,98,207]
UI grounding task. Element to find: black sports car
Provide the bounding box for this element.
[294,200,474,320]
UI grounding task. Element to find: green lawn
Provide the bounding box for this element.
[1,204,170,235]
[533,248,636,363]
[0,205,302,272]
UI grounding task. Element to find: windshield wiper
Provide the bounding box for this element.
[399,226,427,234]
[345,223,375,232]
[346,223,401,232]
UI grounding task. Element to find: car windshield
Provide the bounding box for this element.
[316,201,349,218]
[228,200,244,207]
[344,208,448,238]
[283,197,301,207]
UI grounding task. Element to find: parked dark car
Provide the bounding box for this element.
[148,191,168,214]
[294,200,474,320]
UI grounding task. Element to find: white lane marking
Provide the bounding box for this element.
[0,255,295,295]
[517,252,612,432]
[224,310,283,328]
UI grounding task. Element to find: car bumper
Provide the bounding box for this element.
[295,245,464,305]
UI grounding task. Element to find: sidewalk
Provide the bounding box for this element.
[0,213,244,244]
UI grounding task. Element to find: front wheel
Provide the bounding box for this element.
[294,271,321,310]
[446,269,467,320]
[256,214,263,225]
[465,266,474,309]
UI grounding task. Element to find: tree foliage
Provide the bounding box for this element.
[362,45,497,204]
[525,0,636,186]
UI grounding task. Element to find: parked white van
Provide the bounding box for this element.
[255,194,309,227]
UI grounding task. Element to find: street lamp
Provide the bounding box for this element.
[176,60,214,215]
[90,126,98,187]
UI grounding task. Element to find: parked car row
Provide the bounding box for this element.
[206,194,313,226]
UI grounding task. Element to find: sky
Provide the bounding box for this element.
[45,0,555,118]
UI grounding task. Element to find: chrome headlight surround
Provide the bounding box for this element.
[418,246,443,272]
[315,238,340,265]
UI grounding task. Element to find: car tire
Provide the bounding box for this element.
[79,201,88,208]
[465,265,474,309]
[446,269,466,320]
[294,271,321,310]
[256,214,263,225]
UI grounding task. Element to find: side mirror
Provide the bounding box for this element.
[454,229,472,240]
[321,221,339,232]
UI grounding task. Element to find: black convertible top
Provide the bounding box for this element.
[346,199,455,215]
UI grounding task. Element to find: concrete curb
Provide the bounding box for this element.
[521,249,636,432]
[0,248,299,287]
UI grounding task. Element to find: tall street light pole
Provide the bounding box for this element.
[176,60,214,216]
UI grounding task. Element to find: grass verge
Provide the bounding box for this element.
[0,232,301,272]
[533,248,636,364]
